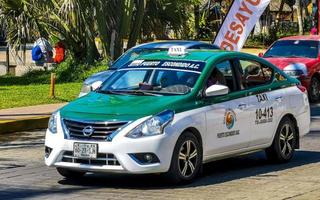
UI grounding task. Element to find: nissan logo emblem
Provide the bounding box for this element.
[82,126,94,136]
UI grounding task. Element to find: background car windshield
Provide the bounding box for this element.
[99,60,204,95]
[111,49,164,69]
[264,40,319,58]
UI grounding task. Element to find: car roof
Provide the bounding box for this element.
[279,35,320,41]
[133,40,219,49]
[136,49,249,62]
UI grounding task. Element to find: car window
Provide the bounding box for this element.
[111,49,164,69]
[198,44,220,50]
[100,60,205,95]
[205,60,237,93]
[264,40,319,58]
[239,60,273,89]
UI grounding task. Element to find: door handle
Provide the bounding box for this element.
[238,104,247,110]
[275,96,283,102]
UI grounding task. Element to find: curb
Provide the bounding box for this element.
[0,116,50,134]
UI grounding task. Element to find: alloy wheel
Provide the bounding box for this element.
[178,140,198,177]
[279,124,294,158]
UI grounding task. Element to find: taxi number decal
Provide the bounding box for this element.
[255,107,273,125]
[256,93,268,102]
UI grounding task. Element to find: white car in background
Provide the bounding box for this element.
[79,41,220,97]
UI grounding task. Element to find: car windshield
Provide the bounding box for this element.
[264,40,319,58]
[98,60,205,96]
[111,48,165,69]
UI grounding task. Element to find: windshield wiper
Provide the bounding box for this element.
[114,90,161,96]
[97,90,126,95]
[286,55,305,58]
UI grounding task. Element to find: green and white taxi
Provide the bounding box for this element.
[45,47,310,183]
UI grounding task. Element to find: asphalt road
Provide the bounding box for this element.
[1,105,320,200]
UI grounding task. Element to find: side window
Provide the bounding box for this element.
[206,60,237,92]
[239,60,273,89]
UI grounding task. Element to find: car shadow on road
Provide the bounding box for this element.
[1,150,320,199]
[57,150,320,189]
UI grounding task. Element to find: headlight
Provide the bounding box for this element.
[283,63,307,78]
[48,112,58,133]
[91,81,103,91]
[284,70,304,78]
[80,84,92,95]
[126,110,174,138]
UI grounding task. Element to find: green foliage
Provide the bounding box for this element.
[0,57,109,86]
[54,57,108,83]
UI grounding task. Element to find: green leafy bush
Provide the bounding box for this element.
[54,57,108,83]
[0,57,109,86]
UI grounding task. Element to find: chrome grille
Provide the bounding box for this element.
[61,151,120,166]
[63,119,128,141]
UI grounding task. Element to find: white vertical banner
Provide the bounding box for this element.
[213,0,270,51]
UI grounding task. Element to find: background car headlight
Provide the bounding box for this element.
[80,84,92,95]
[48,112,58,133]
[284,69,304,78]
[91,81,103,91]
[283,63,307,78]
[126,110,174,138]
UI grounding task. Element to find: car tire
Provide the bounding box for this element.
[309,77,320,103]
[56,167,86,179]
[265,117,297,163]
[165,131,202,184]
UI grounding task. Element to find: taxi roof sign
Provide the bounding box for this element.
[168,46,187,56]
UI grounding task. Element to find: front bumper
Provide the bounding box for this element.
[44,119,177,174]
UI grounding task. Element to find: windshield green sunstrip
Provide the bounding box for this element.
[121,60,206,73]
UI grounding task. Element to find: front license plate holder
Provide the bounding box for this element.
[73,143,98,159]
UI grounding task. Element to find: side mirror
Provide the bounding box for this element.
[205,84,229,97]
[317,54,320,61]
[258,52,264,57]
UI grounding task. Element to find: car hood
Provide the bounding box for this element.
[60,92,194,121]
[84,70,115,85]
[264,57,317,69]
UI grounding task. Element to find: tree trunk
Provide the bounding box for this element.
[114,0,134,59]
[277,0,285,23]
[127,0,146,49]
[296,0,304,35]
[194,4,200,39]
[272,0,285,36]
[94,1,111,58]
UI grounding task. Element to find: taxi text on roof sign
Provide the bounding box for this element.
[168,46,188,56]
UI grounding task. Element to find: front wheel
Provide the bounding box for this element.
[309,77,320,103]
[165,131,202,184]
[265,117,297,163]
[56,167,86,179]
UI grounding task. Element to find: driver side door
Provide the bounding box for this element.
[204,59,251,157]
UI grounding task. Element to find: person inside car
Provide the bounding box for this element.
[206,67,226,88]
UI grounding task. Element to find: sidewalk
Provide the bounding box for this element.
[0,103,66,134]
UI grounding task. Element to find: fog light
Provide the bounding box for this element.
[129,153,160,165]
[45,146,52,158]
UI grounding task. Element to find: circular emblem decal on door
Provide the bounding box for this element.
[224,109,236,129]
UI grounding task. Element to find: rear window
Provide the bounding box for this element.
[264,40,319,59]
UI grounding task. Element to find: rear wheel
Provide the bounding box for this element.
[265,117,296,163]
[165,131,202,184]
[56,167,86,179]
[309,77,320,102]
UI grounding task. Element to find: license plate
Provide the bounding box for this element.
[73,143,98,159]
